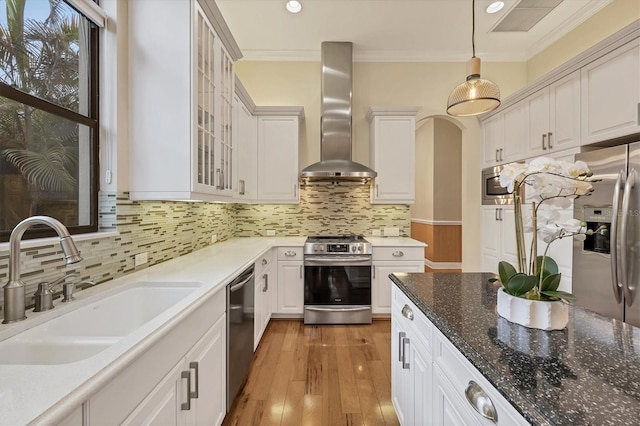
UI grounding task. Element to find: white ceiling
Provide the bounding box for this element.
[215,0,611,62]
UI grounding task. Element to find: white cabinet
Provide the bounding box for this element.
[367,106,421,204]
[482,103,526,168]
[233,81,258,202]
[526,71,581,157]
[372,246,424,314]
[254,250,273,348]
[276,247,304,315]
[581,38,640,145]
[256,108,304,204]
[391,285,528,426]
[391,285,433,426]
[128,0,241,202]
[88,289,226,426]
[481,206,518,274]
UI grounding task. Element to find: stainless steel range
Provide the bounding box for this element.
[303,235,373,324]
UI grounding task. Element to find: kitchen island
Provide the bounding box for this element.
[390,272,640,425]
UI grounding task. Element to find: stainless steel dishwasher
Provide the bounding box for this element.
[226,264,255,411]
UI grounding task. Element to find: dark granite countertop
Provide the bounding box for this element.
[390,272,640,426]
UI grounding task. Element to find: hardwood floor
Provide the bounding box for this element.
[223,320,399,426]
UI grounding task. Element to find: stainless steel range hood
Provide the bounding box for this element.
[300,42,377,182]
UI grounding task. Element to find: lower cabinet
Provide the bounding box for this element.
[391,285,528,426]
[255,250,273,348]
[88,289,226,426]
[276,246,304,315]
[373,246,424,314]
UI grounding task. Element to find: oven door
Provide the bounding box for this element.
[303,255,372,324]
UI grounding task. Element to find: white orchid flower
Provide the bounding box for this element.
[499,163,527,193]
[538,223,562,244]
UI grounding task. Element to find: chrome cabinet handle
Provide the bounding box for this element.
[542,133,547,150]
[263,274,269,292]
[401,304,414,320]
[262,258,268,266]
[181,370,191,410]
[465,381,498,423]
[611,170,624,304]
[402,338,410,369]
[189,361,199,399]
[495,208,499,221]
[285,250,297,257]
[398,331,406,362]
[376,184,379,197]
[495,149,499,162]
[239,179,245,195]
[547,132,553,149]
[499,148,503,162]
[392,250,404,257]
[294,183,298,197]
[299,265,303,279]
[216,169,222,190]
[621,168,636,306]
[373,266,376,279]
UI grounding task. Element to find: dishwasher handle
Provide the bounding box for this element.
[229,270,255,293]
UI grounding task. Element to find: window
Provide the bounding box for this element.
[0,0,99,241]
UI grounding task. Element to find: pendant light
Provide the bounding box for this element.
[446,0,501,116]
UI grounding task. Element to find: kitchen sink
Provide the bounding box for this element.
[0,281,203,365]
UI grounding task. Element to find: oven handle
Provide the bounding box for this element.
[304,256,372,266]
[305,306,371,312]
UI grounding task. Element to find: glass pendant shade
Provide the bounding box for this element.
[447,57,500,116]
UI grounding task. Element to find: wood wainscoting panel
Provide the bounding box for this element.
[411,220,461,268]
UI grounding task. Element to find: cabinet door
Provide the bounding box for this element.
[122,361,184,426]
[482,114,503,167]
[185,315,226,426]
[432,366,477,426]
[549,71,581,151]
[233,94,257,201]
[372,262,424,314]
[277,261,304,314]
[371,116,415,204]
[411,336,433,426]
[525,88,550,158]
[257,116,300,203]
[254,269,271,347]
[581,39,640,145]
[502,102,526,164]
[481,207,501,273]
[391,309,411,425]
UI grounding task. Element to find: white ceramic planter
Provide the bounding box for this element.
[496,287,569,331]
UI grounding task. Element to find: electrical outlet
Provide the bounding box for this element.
[211,234,217,244]
[383,227,400,237]
[372,229,382,236]
[134,252,148,267]
[266,230,276,236]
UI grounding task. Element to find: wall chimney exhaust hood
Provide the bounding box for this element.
[300,42,377,183]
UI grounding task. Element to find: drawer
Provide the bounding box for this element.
[256,249,273,273]
[392,286,432,353]
[373,246,424,261]
[277,246,303,260]
[433,328,528,425]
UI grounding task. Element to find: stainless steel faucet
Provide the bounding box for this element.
[3,216,83,324]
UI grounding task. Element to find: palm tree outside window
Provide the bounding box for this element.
[0,0,99,241]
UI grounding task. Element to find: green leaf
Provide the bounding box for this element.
[540,273,562,292]
[536,256,558,279]
[488,277,498,283]
[505,274,537,297]
[498,261,517,286]
[541,290,576,304]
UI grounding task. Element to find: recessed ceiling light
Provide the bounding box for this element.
[286,1,302,14]
[486,1,504,14]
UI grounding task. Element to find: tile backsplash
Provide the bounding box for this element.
[0,185,409,308]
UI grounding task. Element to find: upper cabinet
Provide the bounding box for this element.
[481,103,526,168]
[581,38,640,145]
[128,0,242,201]
[526,71,581,157]
[368,106,421,204]
[233,80,258,202]
[256,107,304,204]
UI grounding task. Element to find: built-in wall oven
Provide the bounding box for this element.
[482,163,524,205]
[303,235,372,324]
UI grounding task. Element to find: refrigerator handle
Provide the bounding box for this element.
[621,168,636,306]
[611,170,625,304]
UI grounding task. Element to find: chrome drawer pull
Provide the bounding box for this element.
[285,250,297,257]
[189,361,199,399]
[392,250,404,257]
[401,304,414,320]
[262,258,268,266]
[263,274,269,292]
[181,370,191,411]
[398,331,406,362]
[465,381,498,424]
[402,338,410,369]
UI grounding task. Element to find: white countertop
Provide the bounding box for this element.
[0,236,423,425]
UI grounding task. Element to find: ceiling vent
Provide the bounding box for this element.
[491,0,564,32]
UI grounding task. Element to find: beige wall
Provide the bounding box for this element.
[411,118,434,221]
[433,119,462,222]
[527,0,640,82]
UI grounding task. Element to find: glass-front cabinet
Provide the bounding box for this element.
[129,0,241,202]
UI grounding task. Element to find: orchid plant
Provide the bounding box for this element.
[492,157,601,303]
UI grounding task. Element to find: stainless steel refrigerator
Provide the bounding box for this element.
[573,142,640,327]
